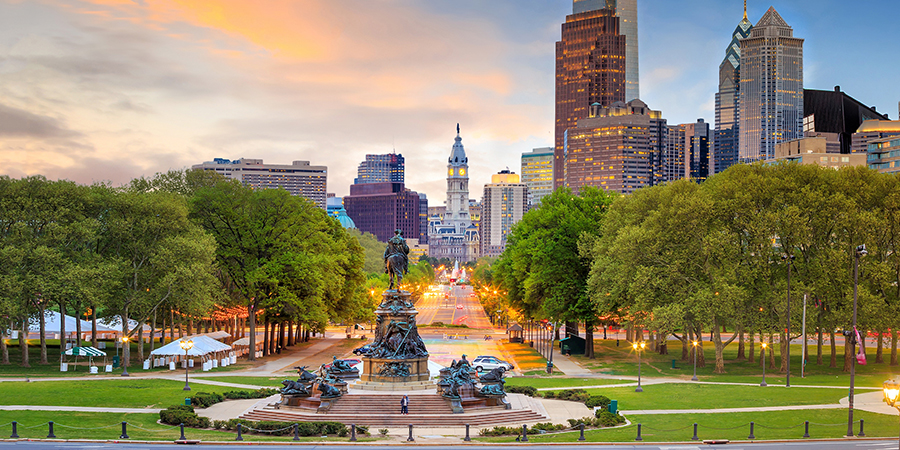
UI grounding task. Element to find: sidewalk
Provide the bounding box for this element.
[550,353,592,376]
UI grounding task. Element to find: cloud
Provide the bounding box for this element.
[0,103,81,138]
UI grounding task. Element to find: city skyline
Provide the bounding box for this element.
[2,0,899,202]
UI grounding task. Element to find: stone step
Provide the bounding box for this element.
[240,409,547,427]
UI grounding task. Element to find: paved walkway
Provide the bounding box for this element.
[550,353,593,376]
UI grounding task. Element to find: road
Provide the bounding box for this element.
[416,285,492,329]
[2,440,897,449]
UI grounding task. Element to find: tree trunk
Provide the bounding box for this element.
[817,326,823,365]
[779,328,788,373]
[91,305,98,348]
[712,319,726,374]
[891,330,898,366]
[748,329,755,364]
[877,331,884,364]
[1,320,8,364]
[150,309,157,353]
[696,326,706,368]
[263,319,269,357]
[768,334,776,369]
[178,314,184,338]
[830,331,837,368]
[287,322,293,346]
[843,332,853,373]
[40,303,48,364]
[20,317,29,367]
[121,310,130,369]
[75,306,83,347]
[169,309,175,343]
[585,322,595,359]
[736,327,745,361]
[188,319,193,336]
[137,321,144,363]
[248,304,257,361]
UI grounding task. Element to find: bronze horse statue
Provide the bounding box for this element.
[384,229,409,290]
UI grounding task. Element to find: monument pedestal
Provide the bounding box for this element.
[361,290,430,384]
[362,356,430,383]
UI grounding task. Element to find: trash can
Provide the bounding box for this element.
[608,400,618,414]
[672,359,677,369]
[185,398,191,406]
[112,355,120,368]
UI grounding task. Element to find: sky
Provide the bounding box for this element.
[2,0,899,202]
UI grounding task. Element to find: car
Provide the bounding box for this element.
[456,304,463,309]
[472,355,514,372]
[352,345,373,356]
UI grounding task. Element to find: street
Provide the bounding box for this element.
[416,285,492,329]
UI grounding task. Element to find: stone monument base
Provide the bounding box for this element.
[362,356,430,383]
[352,380,435,391]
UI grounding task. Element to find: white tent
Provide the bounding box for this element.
[29,311,115,334]
[199,331,230,341]
[150,335,232,357]
[98,317,152,334]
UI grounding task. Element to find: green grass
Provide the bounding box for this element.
[194,376,283,388]
[544,383,850,410]
[0,411,375,442]
[505,377,632,389]
[0,379,259,409]
[478,409,896,443]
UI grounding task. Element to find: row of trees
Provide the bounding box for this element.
[487,163,900,373]
[0,170,372,367]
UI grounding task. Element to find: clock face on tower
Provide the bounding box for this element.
[448,168,454,176]
[459,168,466,176]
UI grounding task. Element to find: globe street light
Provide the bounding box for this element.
[882,379,900,450]
[848,244,867,437]
[760,342,768,387]
[180,339,194,391]
[633,341,646,392]
[120,336,130,377]
[691,340,699,381]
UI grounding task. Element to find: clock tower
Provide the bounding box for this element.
[445,124,471,233]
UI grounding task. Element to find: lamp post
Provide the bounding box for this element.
[882,379,900,450]
[180,339,194,391]
[633,341,646,392]
[783,254,795,387]
[120,336,130,377]
[691,340,699,381]
[760,342,768,387]
[848,244,868,437]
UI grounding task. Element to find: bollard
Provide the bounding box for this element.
[236,423,243,441]
[48,421,56,439]
[691,423,698,441]
[858,419,866,437]
[407,424,414,442]
[10,421,18,439]
[748,421,755,439]
[635,423,642,441]
[293,423,300,441]
[521,424,528,442]
[120,421,129,439]
[464,424,471,442]
[350,424,357,442]
[803,420,810,438]
[578,423,585,441]
[179,423,186,441]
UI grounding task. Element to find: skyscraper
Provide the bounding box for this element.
[738,6,804,163]
[343,182,425,243]
[354,153,404,184]
[428,125,479,262]
[521,147,554,207]
[666,119,711,183]
[192,158,327,208]
[573,0,639,102]
[554,2,627,189]
[713,1,752,174]
[480,170,528,259]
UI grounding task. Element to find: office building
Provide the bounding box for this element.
[852,120,900,154]
[803,87,889,154]
[713,2,752,174]
[428,126,479,262]
[555,2,627,189]
[192,158,327,208]
[481,170,529,259]
[738,7,804,163]
[343,182,426,243]
[521,147,554,206]
[354,153,405,184]
[666,119,711,182]
[573,0,639,102]
[769,137,866,168]
[565,99,667,195]
[867,136,900,174]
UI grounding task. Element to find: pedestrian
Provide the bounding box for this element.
[400,395,409,415]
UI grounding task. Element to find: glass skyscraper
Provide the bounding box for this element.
[738,7,804,163]
[354,153,404,184]
[713,3,752,174]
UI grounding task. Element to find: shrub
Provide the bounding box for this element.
[506,385,538,397]
[554,389,589,403]
[222,388,278,400]
[212,420,226,430]
[378,428,389,436]
[595,410,625,427]
[355,425,369,435]
[189,392,224,408]
[541,390,555,398]
[159,405,210,428]
[218,419,348,437]
[585,395,611,409]
[531,422,566,432]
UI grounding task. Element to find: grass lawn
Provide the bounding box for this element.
[505,377,632,389]
[194,376,284,388]
[500,342,547,371]
[478,409,896,443]
[0,379,261,409]
[0,411,375,442]
[543,383,849,410]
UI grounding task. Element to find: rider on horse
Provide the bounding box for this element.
[384,229,410,290]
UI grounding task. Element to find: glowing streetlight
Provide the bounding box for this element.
[691,340,699,381]
[180,339,194,391]
[633,341,646,392]
[882,379,900,450]
[120,336,130,377]
[760,342,768,387]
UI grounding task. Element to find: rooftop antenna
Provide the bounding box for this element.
[743,0,748,20]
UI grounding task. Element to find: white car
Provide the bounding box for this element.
[473,355,514,372]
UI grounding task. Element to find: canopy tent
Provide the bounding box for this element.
[199,331,230,341]
[150,335,231,357]
[64,346,107,357]
[98,316,152,334]
[28,310,115,334]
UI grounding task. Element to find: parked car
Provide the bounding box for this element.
[456,304,464,309]
[352,344,373,356]
[473,355,514,372]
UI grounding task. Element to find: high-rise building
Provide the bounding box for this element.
[565,100,667,195]
[666,119,711,183]
[555,2,627,189]
[852,120,900,154]
[738,6,804,163]
[713,2,752,174]
[428,125,479,262]
[803,86,888,154]
[521,147,554,206]
[480,170,528,259]
[353,153,405,184]
[192,158,327,208]
[342,182,425,243]
[573,0,639,102]
[867,135,900,175]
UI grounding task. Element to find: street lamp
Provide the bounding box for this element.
[120,336,130,377]
[848,244,868,437]
[633,341,646,392]
[882,379,900,450]
[760,342,768,387]
[691,340,699,381]
[180,339,194,391]
[783,253,795,388]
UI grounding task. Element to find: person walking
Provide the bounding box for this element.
[400,395,409,415]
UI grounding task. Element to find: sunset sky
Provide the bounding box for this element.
[2,0,898,201]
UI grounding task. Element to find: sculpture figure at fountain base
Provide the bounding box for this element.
[362,290,430,383]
